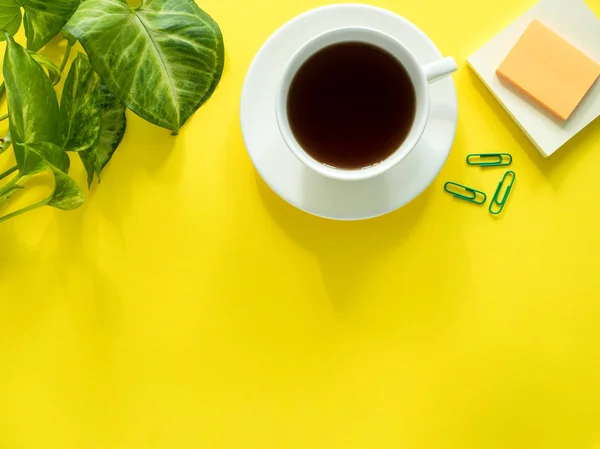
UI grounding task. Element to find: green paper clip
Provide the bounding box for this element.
[489,171,516,215]
[467,153,513,167]
[444,182,487,205]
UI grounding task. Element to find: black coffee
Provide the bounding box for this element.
[287,42,417,169]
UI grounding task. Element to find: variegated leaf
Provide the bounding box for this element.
[80,86,126,187]
[2,33,61,175]
[0,0,79,50]
[60,53,101,152]
[0,141,82,223]
[24,141,70,173]
[22,142,84,211]
[64,0,224,133]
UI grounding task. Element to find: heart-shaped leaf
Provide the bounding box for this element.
[80,86,126,187]
[0,0,22,38]
[20,143,82,210]
[60,53,101,152]
[0,0,79,51]
[64,0,225,133]
[25,141,70,173]
[0,142,83,224]
[0,142,85,223]
[2,33,61,175]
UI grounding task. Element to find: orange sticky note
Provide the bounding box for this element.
[496,20,600,120]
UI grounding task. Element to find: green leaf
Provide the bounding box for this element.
[60,53,101,152]
[64,0,225,133]
[0,0,22,39]
[0,0,79,51]
[2,33,61,175]
[47,165,84,210]
[28,51,61,85]
[0,142,83,223]
[23,142,84,210]
[79,86,126,187]
[17,138,70,176]
[26,141,70,173]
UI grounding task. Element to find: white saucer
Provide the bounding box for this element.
[240,4,458,220]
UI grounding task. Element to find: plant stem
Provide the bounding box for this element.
[0,166,17,182]
[0,81,5,100]
[0,173,44,224]
[0,183,22,204]
[0,172,22,198]
[0,113,8,122]
[58,42,73,74]
[0,171,22,207]
[0,197,48,224]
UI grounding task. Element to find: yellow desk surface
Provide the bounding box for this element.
[1,1,600,448]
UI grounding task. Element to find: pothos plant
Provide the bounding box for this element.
[0,0,224,222]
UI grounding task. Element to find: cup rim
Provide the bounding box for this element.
[275,26,430,182]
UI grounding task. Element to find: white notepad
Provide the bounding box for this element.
[467,0,600,157]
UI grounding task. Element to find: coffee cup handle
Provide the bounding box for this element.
[423,57,458,83]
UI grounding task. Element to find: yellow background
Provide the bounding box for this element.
[1,0,600,448]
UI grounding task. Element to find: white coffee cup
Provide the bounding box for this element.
[275,26,457,182]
